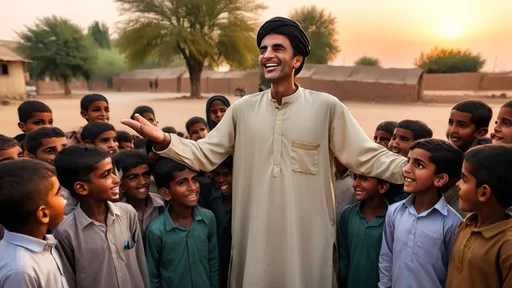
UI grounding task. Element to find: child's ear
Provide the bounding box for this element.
[24,150,36,159]
[83,139,93,145]
[477,184,492,203]
[434,173,449,188]
[18,122,27,133]
[475,127,488,138]
[159,187,172,201]
[74,182,89,196]
[80,110,88,120]
[378,182,390,194]
[36,205,50,225]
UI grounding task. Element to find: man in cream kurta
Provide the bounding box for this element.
[157,87,406,288]
[123,17,407,288]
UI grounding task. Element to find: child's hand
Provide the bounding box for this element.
[122,114,169,150]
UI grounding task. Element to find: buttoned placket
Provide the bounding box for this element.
[104,216,123,288]
[48,244,69,288]
[272,102,284,178]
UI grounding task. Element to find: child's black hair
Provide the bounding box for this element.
[452,100,493,130]
[206,95,231,129]
[162,126,177,134]
[472,137,492,147]
[54,144,111,198]
[376,121,398,135]
[112,150,150,177]
[17,100,52,123]
[116,131,133,145]
[81,122,116,143]
[0,159,56,232]
[464,144,512,209]
[134,138,147,150]
[185,116,208,134]
[153,158,196,189]
[216,156,234,171]
[409,138,463,179]
[502,100,512,109]
[0,134,20,152]
[130,105,155,120]
[80,93,108,111]
[24,127,66,156]
[396,119,433,140]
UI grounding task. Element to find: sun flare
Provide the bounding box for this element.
[444,26,461,39]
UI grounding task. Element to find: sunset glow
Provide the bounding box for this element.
[444,26,461,39]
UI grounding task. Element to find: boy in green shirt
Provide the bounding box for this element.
[146,158,219,288]
[337,172,390,288]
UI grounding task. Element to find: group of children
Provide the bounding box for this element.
[0,93,511,288]
[0,93,233,288]
[336,100,512,288]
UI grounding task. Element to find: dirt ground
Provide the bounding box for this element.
[0,90,507,139]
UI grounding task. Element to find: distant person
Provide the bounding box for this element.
[206,95,231,130]
[374,121,397,148]
[491,100,512,144]
[388,119,433,157]
[14,100,53,148]
[0,134,23,162]
[66,94,110,145]
[117,130,135,150]
[154,77,159,91]
[24,127,68,165]
[149,80,153,91]
[81,122,119,156]
[446,100,492,152]
[131,106,158,127]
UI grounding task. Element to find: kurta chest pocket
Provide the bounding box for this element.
[291,141,320,175]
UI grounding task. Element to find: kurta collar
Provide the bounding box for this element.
[355,201,388,225]
[269,85,302,108]
[463,212,512,238]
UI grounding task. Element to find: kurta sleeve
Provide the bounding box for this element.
[157,103,237,172]
[500,239,512,287]
[337,211,350,288]
[378,208,395,288]
[330,102,406,184]
[145,227,163,288]
[207,213,220,288]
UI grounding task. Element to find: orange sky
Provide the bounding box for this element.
[2,0,511,71]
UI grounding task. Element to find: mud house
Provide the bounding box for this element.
[0,45,30,100]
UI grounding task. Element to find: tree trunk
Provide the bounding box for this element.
[185,58,204,99]
[63,79,72,95]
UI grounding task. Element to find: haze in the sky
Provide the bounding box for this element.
[1,0,511,71]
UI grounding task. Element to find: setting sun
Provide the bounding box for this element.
[444,26,461,38]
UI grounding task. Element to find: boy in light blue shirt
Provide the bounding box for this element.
[378,139,463,288]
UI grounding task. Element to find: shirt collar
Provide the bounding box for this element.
[75,201,121,229]
[403,194,449,216]
[164,206,203,231]
[3,231,57,253]
[355,201,388,220]
[463,212,512,238]
[268,85,303,108]
[122,193,165,218]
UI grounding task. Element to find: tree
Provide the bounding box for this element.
[93,49,126,80]
[87,21,112,50]
[414,47,486,73]
[16,16,97,95]
[115,0,267,98]
[355,56,380,67]
[289,5,341,64]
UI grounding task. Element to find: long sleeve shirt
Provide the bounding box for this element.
[378,195,462,288]
[157,87,407,288]
[144,206,219,288]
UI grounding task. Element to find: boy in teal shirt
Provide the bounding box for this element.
[146,157,219,288]
[337,172,390,288]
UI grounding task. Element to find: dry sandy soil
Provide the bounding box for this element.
[0,90,508,139]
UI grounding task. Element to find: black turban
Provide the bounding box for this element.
[257,17,311,76]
